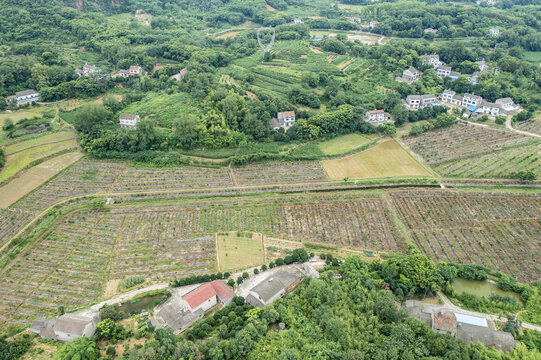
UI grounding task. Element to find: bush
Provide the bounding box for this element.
[122,276,145,288]
[254,268,259,275]
[242,272,249,279]
[227,279,235,287]
[275,258,284,266]
[236,277,243,285]
[495,116,506,125]
[261,264,267,271]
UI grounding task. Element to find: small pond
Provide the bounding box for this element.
[117,294,165,315]
[452,278,522,301]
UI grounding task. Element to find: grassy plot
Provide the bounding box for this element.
[318,133,373,156]
[0,106,55,133]
[5,131,75,155]
[322,139,431,180]
[0,139,78,181]
[217,232,264,272]
[522,51,541,63]
[121,91,201,128]
[0,151,83,208]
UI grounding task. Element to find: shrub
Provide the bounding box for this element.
[123,276,145,288]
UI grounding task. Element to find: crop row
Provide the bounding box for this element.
[403,123,536,165]
[514,119,541,136]
[0,209,33,248]
[434,144,540,178]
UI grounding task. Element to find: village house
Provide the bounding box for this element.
[495,97,514,110]
[489,27,500,37]
[171,67,188,81]
[112,65,144,78]
[32,313,100,343]
[112,70,130,78]
[423,54,445,68]
[462,93,483,108]
[479,100,501,116]
[364,109,392,125]
[290,17,303,25]
[406,301,515,352]
[246,267,304,307]
[118,114,140,129]
[404,94,437,110]
[395,66,421,84]
[155,280,235,334]
[467,71,482,85]
[272,111,296,130]
[436,66,452,78]
[362,20,379,30]
[476,60,488,72]
[75,64,98,76]
[5,90,40,106]
[440,89,463,106]
[424,28,438,35]
[449,71,461,81]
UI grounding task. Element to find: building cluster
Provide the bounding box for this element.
[156,280,235,334]
[112,65,144,78]
[272,111,296,130]
[422,54,488,85]
[75,64,98,77]
[364,109,393,126]
[406,301,515,352]
[362,20,379,30]
[4,89,40,107]
[440,90,514,117]
[403,94,438,110]
[32,313,100,342]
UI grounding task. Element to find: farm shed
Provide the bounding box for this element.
[246,267,304,307]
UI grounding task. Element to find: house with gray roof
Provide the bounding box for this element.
[395,66,421,84]
[246,267,304,307]
[32,313,100,343]
[5,90,40,106]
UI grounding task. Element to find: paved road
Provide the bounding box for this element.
[437,291,541,332]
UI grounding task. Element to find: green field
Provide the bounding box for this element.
[5,131,76,155]
[522,51,541,63]
[0,106,55,135]
[121,91,201,128]
[0,139,78,181]
[318,133,372,156]
[217,233,264,272]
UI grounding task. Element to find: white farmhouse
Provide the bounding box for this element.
[364,110,392,125]
[119,114,140,129]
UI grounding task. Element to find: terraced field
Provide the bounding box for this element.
[403,123,539,178]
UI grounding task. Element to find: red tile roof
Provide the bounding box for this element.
[183,284,217,309]
[183,281,235,310]
[369,109,384,114]
[282,111,295,117]
[211,280,235,302]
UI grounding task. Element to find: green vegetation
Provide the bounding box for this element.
[122,276,145,289]
[317,132,372,155]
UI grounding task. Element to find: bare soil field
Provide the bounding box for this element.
[0,151,83,208]
[322,139,431,180]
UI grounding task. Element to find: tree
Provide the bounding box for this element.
[90,198,106,210]
[1,118,14,131]
[74,103,112,137]
[391,104,408,127]
[242,272,249,279]
[237,276,243,285]
[227,279,235,287]
[54,337,99,360]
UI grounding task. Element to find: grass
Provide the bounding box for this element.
[5,131,76,155]
[183,147,238,159]
[317,133,372,156]
[322,139,432,180]
[217,232,264,272]
[522,51,541,63]
[0,152,83,208]
[289,143,324,159]
[0,106,55,135]
[0,139,78,181]
[121,91,201,129]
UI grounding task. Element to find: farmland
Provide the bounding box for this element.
[514,119,541,136]
[403,123,540,178]
[1,188,540,330]
[217,233,264,272]
[392,191,541,283]
[317,133,373,156]
[323,139,431,180]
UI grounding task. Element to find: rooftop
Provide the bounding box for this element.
[250,267,304,303]
[433,310,457,333]
[119,114,139,121]
[455,313,488,328]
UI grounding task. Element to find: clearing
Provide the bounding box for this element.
[217,232,264,272]
[317,133,372,156]
[322,139,431,179]
[0,151,83,208]
[4,131,76,155]
[216,31,240,39]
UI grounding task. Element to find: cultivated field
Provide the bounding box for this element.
[514,119,541,136]
[317,133,372,156]
[0,135,78,181]
[392,191,541,283]
[217,233,264,272]
[323,140,431,179]
[0,151,83,208]
[0,189,539,329]
[403,123,539,178]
